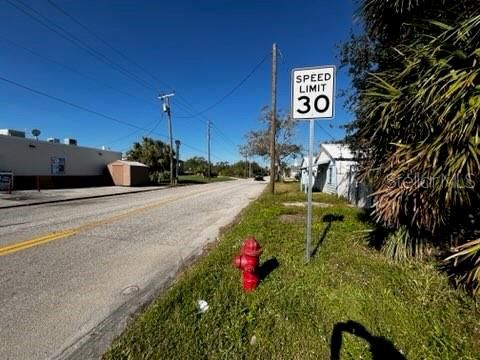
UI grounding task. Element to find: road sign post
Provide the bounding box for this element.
[291,65,335,262]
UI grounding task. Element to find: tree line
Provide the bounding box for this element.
[126,137,267,182]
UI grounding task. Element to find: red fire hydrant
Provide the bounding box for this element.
[233,236,262,292]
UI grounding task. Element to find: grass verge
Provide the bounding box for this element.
[178,175,236,184]
[104,183,480,359]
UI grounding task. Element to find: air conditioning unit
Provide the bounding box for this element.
[47,138,60,143]
[64,138,77,146]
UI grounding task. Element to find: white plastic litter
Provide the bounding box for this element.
[197,299,209,313]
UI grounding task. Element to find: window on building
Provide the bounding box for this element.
[328,167,333,184]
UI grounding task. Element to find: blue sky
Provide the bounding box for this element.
[0,0,357,163]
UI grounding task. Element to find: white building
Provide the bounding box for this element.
[315,143,355,195]
[0,130,122,189]
[302,143,371,208]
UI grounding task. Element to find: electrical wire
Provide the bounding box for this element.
[315,121,337,141]
[9,0,249,158]
[46,0,251,152]
[177,53,269,118]
[0,76,149,131]
[6,0,230,158]
[46,0,218,130]
[46,0,164,91]
[107,116,163,146]
[0,35,158,108]
[0,35,175,154]
[0,75,220,159]
[6,0,158,92]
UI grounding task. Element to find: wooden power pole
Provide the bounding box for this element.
[175,139,180,184]
[269,43,277,194]
[158,92,176,186]
[207,120,212,178]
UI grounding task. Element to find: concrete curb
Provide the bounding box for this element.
[0,186,169,209]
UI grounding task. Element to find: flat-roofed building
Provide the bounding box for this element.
[0,130,122,189]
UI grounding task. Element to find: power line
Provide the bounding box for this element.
[315,121,337,141]
[107,116,163,146]
[0,35,158,108]
[8,0,235,157]
[46,0,164,91]
[45,0,222,129]
[6,0,158,92]
[45,0,245,154]
[45,0,246,152]
[0,75,149,130]
[115,114,164,147]
[177,53,269,118]
[0,75,220,159]
[0,35,172,152]
[9,0,245,158]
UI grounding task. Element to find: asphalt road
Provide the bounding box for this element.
[0,179,266,360]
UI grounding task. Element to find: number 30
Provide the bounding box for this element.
[297,95,330,114]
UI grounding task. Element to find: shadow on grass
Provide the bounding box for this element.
[330,321,406,360]
[355,211,390,251]
[311,214,344,258]
[259,257,279,281]
[356,210,373,224]
[177,179,208,185]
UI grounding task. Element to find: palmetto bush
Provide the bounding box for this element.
[382,226,429,261]
[445,239,480,296]
[363,15,480,233]
[344,1,480,293]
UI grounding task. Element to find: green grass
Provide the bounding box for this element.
[178,175,236,184]
[104,183,480,360]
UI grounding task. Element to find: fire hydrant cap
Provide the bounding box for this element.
[241,236,262,257]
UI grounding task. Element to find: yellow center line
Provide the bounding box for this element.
[0,187,214,257]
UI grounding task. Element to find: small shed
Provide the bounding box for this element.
[108,160,149,186]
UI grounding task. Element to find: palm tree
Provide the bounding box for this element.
[127,137,173,179]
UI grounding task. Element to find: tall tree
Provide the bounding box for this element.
[183,156,209,175]
[126,137,172,173]
[242,106,301,177]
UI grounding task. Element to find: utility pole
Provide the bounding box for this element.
[158,92,175,185]
[207,120,212,178]
[269,43,277,194]
[175,139,181,184]
[245,155,248,178]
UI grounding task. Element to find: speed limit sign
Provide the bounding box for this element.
[291,66,335,119]
[291,65,336,263]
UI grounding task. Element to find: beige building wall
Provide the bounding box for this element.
[107,161,149,186]
[0,135,121,176]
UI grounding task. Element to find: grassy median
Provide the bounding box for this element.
[104,183,480,359]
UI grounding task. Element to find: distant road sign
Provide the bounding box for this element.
[291,66,335,120]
